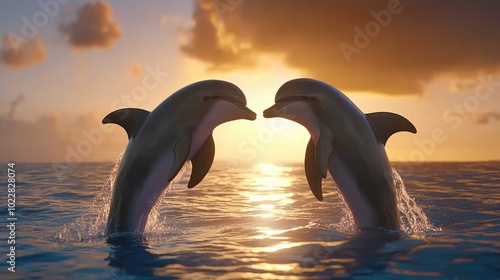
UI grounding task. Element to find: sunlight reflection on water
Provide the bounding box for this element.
[242,163,295,222]
[40,161,499,279]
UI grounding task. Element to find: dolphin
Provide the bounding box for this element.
[103,80,256,235]
[263,78,416,230]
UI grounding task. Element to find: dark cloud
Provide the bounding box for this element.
[1,36,46,68]
[182,0,500,95]
[7,94,25,119]
[476,111,500,125]
[61,1,121,49]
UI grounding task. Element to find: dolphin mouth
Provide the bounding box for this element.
[263,102,286,118]
[232,102,257,120]
[263,101,302,118]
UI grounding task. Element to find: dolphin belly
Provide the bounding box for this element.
[263,78,414,230]
[106,149,175,235]
[104,80,256,235]
[133,149,176,233]
[328,153,379,228]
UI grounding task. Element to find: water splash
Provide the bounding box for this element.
[55,154,122,243]
[331,168,440,233]
[55,155,190,243]
[393,168,440,233]
[144,162,191,234]
[331,191,356,233]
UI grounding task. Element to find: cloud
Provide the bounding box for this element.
[181,0,500,95]
[476,111,500,125]
[448,80,480,93]
[60,1,121,49]
[7,94,25,119]
[0,114,65,162]
[1,36,46,68]
[126,64,144,78]
[180,3,252,70]
[0,112,127,163]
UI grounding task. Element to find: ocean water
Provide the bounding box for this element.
[1,161,499,279]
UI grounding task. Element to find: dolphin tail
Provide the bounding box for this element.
[366,112,417,145]
[102,108,150,140]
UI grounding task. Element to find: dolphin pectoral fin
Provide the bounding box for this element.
[187,134,215,188]
[167,129,193,182]
[305,138,324,201]
[102,108,150,140]
[315,130,334,178]
[366,112,417,145]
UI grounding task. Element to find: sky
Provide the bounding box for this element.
[1,0,500,167]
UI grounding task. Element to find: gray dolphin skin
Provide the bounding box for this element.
[103,80,256,235]
[263,78,416,230]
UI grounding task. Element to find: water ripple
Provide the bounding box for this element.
[1,161,498,279]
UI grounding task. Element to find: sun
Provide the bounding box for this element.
[181,54,311,165]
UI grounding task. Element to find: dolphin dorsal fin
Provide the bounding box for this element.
[102,108,150,140]
[366,112,417,145]
[187,134,215,188]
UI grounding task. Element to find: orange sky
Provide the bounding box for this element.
[1,0,500,166]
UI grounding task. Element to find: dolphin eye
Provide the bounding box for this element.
[310,96,316,101]
[203,96,210,101]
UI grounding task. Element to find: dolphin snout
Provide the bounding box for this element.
[263,102,287,118]
[235,103,257,120]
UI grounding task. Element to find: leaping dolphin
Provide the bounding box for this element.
[263,78,416,230]
[103,80,256,235]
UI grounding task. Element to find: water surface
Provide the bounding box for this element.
[1,161,499,279]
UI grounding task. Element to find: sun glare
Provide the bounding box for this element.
[239,163,297,236]
[251,242,299,253]
[181,55,311,164]
[258,163,282,176]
